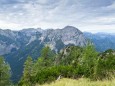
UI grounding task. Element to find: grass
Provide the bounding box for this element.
[37,78,115,86]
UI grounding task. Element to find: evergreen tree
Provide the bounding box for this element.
[33,46,55,75]
[80,44,98,78]
[56,46,83,66]
[40,46,55,66]
[18,45,115,85]
[19,56,33,86]
[0,56,11,86]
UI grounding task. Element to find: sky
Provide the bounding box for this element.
[0,0,115,33]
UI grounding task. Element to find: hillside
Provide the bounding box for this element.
[37,78,115,86]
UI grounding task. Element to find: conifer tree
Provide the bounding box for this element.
[0,56,11,86]
[19,56,33,86]
[81,44,98,78]
[41,46,55,66]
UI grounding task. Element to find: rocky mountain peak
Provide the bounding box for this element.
[0,26,87,55]
[63,26,82,32]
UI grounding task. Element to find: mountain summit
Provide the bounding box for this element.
[0,26,87,55]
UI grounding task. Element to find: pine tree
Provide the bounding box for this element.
[41,46,55,66]
[0,56,11,86]
[32,46,55,81]
[19,56,33,86]
[41,46,54,60]
[81,44,98,78]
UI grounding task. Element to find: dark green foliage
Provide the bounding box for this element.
[35,65,75,84]
[59,46,83,66]
[35,66,59,84]
[80,45,98,78]
[94,49,115,80]
[18,56,34,86]
[40,46,55,66]
[0,56,11,86]
[19,46,56,85]
[33,65,73,84]
[19,45,115,85]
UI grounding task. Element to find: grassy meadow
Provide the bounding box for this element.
[37,78,115,86]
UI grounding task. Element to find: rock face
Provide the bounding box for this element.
[41,26,87,52]
[0,26,87,55]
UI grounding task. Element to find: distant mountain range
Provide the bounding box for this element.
[0,26,115,82]
[84,32,115,52]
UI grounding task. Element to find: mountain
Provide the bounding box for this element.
[84,32,115,52]
[0,26,87,82]
[0,26,87,55]
[1,26,115,82]
[0,28,44,55]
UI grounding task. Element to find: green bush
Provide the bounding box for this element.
[19,46,115,85]
[94,52,115,80]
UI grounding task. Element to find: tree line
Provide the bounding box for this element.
[0,45,115,86]
[19,45,115,86]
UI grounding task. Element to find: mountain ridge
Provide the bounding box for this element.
[0,26,87,55]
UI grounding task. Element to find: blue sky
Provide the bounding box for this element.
[0,0,115,33]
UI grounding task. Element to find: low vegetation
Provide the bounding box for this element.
[19,45,115,86]
[0,44,115,86]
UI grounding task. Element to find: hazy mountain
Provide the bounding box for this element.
[84,32,115,52]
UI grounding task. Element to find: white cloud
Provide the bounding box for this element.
[0,0,115,33]
[79,24,115,33]
[0,20,20,30]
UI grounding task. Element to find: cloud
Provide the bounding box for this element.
[0,20,20,29]
[0,0,115,32]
